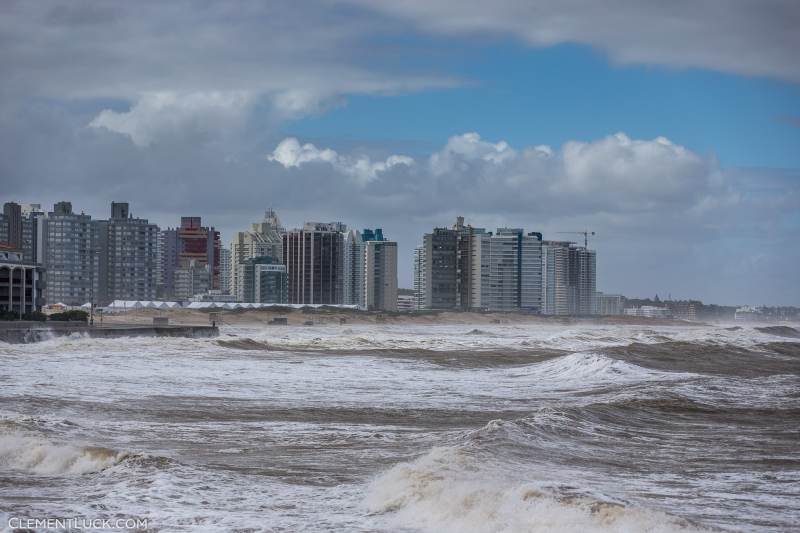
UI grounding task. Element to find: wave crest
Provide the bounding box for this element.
[365,446,709,533]
[0,431,129,475]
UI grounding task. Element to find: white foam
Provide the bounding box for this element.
[508,351,683,388]
[0,431,128,475]
[365,446,708,533]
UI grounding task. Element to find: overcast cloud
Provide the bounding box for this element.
[1,0,798,305]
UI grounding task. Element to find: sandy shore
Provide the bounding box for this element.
[99,307,702,327]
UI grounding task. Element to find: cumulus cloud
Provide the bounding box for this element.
[430,132,520,174]
[267,137,414,185]
[415,132,730,215]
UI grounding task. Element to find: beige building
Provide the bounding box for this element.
[229,209,285,301]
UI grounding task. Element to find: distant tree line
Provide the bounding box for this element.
[623,297,800,321]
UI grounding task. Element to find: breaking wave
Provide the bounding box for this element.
[509,351,680,386]
[0,431,129,475]
[365,446,707,533]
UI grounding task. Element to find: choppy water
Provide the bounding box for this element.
[1,323,799,532]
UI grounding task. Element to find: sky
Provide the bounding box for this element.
[1,0,799,305]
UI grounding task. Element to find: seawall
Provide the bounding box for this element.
[0,322,218,344]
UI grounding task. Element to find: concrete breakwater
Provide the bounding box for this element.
[0,322,218,344]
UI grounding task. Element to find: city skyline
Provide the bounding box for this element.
[0,198,796,308]
[1,2,799,306]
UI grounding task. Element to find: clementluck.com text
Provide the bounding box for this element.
[7,517,149,530]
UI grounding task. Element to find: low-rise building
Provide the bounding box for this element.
[396,293,415,312]
[189,290,239,303]
[670,301,698,321]
[596,292,625,315]
[0,247,45,315]
[624,306,671,318]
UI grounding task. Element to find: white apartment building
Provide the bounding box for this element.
[469,229,543,312]
[412,246,426,310]
[541,241,570,315]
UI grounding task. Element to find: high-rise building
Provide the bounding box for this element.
[0,202,43,264]
[38,201,101,306]
[241,256,288,303]
[283,222,345,305]
[568,246,597,315]
[453,217,486,309]
[219,247,231,295]
[364,232,397,311]
[415,221,596,316]
[3,202,22,250]
[422,227,458,309]
[420,217,488,311]
[230,209,285,301]
[413,246,426,310]
[343,228,395,310]
[541,241,570,315]
[100,202,160,303]
[343,229,364,306]
[469,229,542,312]
[159,217,221,299]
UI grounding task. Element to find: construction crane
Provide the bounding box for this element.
[555,230,596,248]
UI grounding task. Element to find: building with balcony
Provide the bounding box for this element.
[364,234,398,312]
[38,201,101,306]
[568,246,597,316]
[99,202,160,303]
[412,246,426,310]
[0,247,45,316]
[159,216,221,299]
[283,222,345,305]
[230,209,285,301]
[541,241,570,315]
[595,292,625,315]
[624,306,671,318]
[469,228,543,312]
[0,202,44,264]
[241,256,288,304]
[422,227,458,309]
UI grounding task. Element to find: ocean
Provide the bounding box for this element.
[1,323,798,532]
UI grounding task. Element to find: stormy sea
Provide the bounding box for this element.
[1,323,799,532]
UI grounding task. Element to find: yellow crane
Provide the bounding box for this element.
[555,231,596,248]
